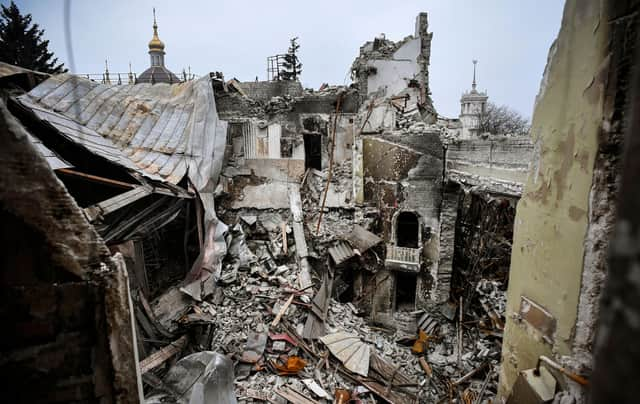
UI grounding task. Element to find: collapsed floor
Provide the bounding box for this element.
[138,211,507,403]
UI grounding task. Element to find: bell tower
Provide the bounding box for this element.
[460,60,489,139]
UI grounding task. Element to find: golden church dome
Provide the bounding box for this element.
[148,9,165,53]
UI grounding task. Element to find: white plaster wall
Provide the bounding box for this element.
[292,142,305,159]
[362,104,395,133]
[255,126,269,158]
[393,38,420,60]
[367,59,419,98]
[268,123,281,158]
[333,114,355,164]
[243,120,284,159]
[243,121,257,158]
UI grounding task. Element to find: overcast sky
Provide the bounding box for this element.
[8,0,564,118]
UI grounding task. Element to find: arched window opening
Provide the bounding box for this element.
[396,211,419,248]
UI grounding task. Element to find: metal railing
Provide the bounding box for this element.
[77,72,199,85]
[78,72,137,85]
[385,244,422,270]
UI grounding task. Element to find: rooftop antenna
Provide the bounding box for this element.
[152,7,159,41]
[128,62,134,84]
[472,59,478,91]
[104,59,110,84]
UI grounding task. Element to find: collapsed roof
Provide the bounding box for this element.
[13,73,227,192]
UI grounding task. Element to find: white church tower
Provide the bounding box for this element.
[459,60,488,139]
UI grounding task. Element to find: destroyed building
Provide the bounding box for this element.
[0,0,638,402]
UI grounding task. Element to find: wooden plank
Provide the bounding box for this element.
[419,357,432,378]
[282,222,288,255]
[58,168,137,189]
[139,335,188,374]
[271,294,294,328]
[370,353,415,385]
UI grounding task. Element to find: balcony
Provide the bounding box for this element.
[385,244,422,272]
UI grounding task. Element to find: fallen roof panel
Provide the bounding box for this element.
[328,241,355,265]
[346,224,382,252]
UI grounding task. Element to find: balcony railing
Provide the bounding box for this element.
[385,244,421,272]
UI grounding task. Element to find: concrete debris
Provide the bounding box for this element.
[134,211,506,401]
[301,378,330,399]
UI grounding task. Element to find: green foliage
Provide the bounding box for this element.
[0,1,66,73]
[280,37,301,81]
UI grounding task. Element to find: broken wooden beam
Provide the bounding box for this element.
[58,168,137,189]
[282,221,288,255]
[139,335,188,374]
[452,361,489,386]
[419,357,432,378]
[271,294,295,327]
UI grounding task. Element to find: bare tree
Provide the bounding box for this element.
[479,102,530,135]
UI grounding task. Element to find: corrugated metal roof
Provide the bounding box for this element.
[328,240,355,265]
[16,73,227,191]
[328,225,382,265]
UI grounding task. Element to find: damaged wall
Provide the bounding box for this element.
[446,136,533,192]
[237,80,303,103]
[498,0,630,400]
[352,12,434,121]
[589,3,640,399]
[359,130,443,322]
[361,131,443,234]
[0,101,141,403]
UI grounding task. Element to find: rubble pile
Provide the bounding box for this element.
[300,162,357,246]
[134,212,506,403]
[216,91,267,120]
[264,95,295,115]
